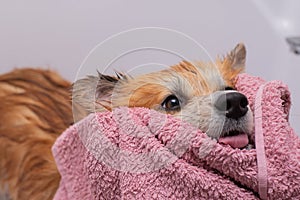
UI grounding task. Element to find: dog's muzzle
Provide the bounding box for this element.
[214,92,249,119]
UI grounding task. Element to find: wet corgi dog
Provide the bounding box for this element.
[73,43,253,148]
[0,43,253,200]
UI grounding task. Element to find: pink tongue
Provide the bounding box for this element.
[218,133,249,148]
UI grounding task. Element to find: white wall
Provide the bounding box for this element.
[0,0,299,134]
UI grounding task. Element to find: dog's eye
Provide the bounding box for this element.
[225,86,235,90]
[161,95,180,111]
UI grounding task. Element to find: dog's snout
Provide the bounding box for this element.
[215,92,249,119]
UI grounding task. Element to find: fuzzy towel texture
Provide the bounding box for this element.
[52,74,300,200]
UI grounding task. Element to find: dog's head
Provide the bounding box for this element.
[73,43,253,146]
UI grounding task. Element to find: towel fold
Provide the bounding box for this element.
[52,74,300,200]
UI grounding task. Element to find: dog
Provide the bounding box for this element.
[73,43,253,144]
[0,43,253,200]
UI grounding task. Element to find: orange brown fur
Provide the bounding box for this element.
[127,83,170,108]
[0,68,73,200]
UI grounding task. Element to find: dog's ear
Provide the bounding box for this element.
[219,43,246,86]
[72,72,122,121]
[227,43,246,70]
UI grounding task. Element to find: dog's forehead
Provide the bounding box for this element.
[167,61,225,95]
[124,61,225,97]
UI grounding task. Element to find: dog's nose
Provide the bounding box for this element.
[215,92,249,119]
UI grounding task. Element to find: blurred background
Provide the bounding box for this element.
[0,0,299,134]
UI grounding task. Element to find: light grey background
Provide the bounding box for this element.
[1,0,299,134]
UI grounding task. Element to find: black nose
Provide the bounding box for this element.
[215,92,249,119]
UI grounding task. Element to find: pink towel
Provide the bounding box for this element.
[52,74,300,200]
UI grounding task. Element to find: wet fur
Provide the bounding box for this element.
[0,68,73,199]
